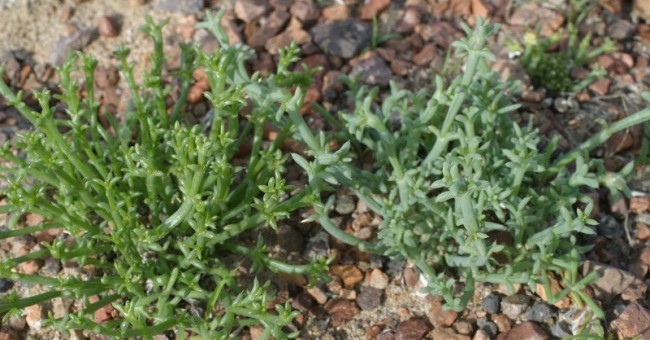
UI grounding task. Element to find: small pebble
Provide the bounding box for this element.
[482,293,501,313]
[550,322,572,338]
[476,318,498,337]
[357,286,384,310]
[395,318,431,340]
[369,268,389,289]
[98,15,119,37]
[0,279,13,293]
[335,195,356,215]
[501,294,531,320]
[491,313,512,333]
[94,66,120,89]
[325,298,359,326]
[24,304,43,330]
[473,329,490,340]
[525,301,554,323]
[454,320,474,335]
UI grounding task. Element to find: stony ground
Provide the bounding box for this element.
[2,0,650,339]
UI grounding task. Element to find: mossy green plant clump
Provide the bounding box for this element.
[0,11,327,339]
[517,0,616,94]
[289,18,650,326]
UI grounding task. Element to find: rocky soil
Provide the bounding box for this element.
[2,0,650,339]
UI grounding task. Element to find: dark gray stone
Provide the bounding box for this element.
[304,231,329,258]
[501,294,531,320]
[311,20,372,58]
[482,293,502,314]
[477,318,498,337]
[525,301,554,323]
[597,214,624,239]
[350,53,392,86]
[550,322,572,338]
[386,259,405,278]
[0,278,13,292]
[357,286,384,310]
[607,20,635,40]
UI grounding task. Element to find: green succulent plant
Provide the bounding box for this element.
[289,18,650,328]
[0,11,328,339]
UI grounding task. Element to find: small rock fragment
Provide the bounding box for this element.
[307,286,328,304]
[631,196,650,214]
[377,330,396,340]
[51,297,69,319]
[325,298,359,326]
[588,78,611,97]
[350,52,392,86]
[416,22,463,48]
[454,320,474,335]
[491,313,512,333]
[583,260,648,301]
[550,322,573,338]
[427,296,458,327]
[0,331,19,340]
[94,304,116,323]
[429,327,471,340]
[265,27,311,54]
[633,0,650,21]
[482,293,501,314]
[357,286,384,310]
[322,5,350,21]
[637,222,650,240]
[504,321,550,340]
[535,275,571,308]
[368,268,389,289]
[607,20,636,40]
[403,267,419,288]
[0,279,13,293]
[396,318,431,340]
[98,16,119,37]
[331,265,363,288]
[500,294,531,320]
[20,260,41,275]
[359,0,391,20]
[304,231,329,258]
[524,301,554,323]
[509,3,564,37]
[628,261,648,280]
[234,0,269,22]
[311,20,372,58]
[291,0,320,22]
[25,304,43,330]
[291,291,315,312]
[395,6,420,34]
[94,66,120,89]
[248,11,290,49]
[390,58,410,76]
[610,302,650,339]
[335,195,356,215]
[412,43,437,66]
[476,318,498,337]
[473,329,490,340]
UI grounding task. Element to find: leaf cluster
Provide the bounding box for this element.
[517,0,616,94]
[0,11,327,339]
[289,18,650,321]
